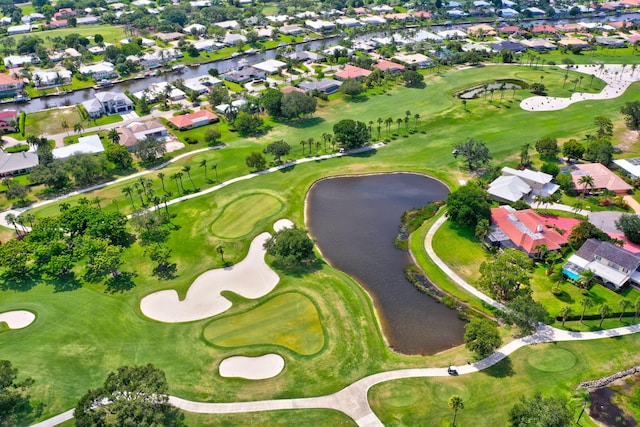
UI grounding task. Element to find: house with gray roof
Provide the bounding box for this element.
[563,239,640,290]
[221,66,266,83]
[297,78,342,93]
[0,151,39,177]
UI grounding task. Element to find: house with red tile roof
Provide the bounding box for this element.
[486,206,569,256]
[168,110,218,130]
[334,64,372,80]
[0,73,24,97]
[53,8,76,19]
[571,163,632,194]
[413,11,432,18]
[499,25,526,35]
[532,25,558,34]
[555,23,583,32]
[620,0,640,7]
[373,59,405,73]
[0,110,18,132]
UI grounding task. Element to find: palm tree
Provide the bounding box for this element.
[580,297,593,323]
[376,118,383,138]
[403,115,410,132]
[413,113,420,130]
[73,121,84,135]
[619,299,632,321]
[157,172,166,193]
[577,175,594,194]
[559,305,572,327]
[216,244,225,263]
[385,117,393,135]
[182,165,196,191]
[136,185,145,207]
[108,128,120,144]
[122,186,135,210]
[60,119,70,136]
[598,303,611,328]
[633,296,640,324]
[368,120,373,135]
[59,202,71,212]
[300,140,306,156]
[396,118,402,134]
[170,173,181,195]
[316,140,321,155]
[448,395,464,426]
[579,269,595,288]
[199,159,208,181]
[93,197,102,211]
[176,172,185,193]
[212,163,218,182]
[5,213,18,235]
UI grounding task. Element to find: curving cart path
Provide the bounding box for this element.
[31,213,640,427]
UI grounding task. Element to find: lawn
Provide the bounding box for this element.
[9,25,126,44]
[209,192,285,239]
[4,63,640,424]
[25,106,83,136]
[369,335,640,426]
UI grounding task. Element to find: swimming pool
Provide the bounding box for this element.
[563,269,580,280]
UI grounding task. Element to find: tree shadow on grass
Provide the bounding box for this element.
[554,290,575,304]
[285,117,325,129]
[271,257,323,278]
[0,274,38,292]
[104,271,137,293]
[351,148,378,158]
[50,272,82,292]
[347,95,369,103]
[482,356,515,378]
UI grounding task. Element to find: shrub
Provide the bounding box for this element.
[5,144,29,153]
[551,287,563,296]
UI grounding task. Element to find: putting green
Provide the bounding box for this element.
[210,193,284,239]
[526,347,577,372]
[202,292,325,356]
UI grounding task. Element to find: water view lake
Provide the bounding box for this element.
[306,173,465,355]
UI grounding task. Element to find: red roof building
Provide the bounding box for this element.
[374,59,405,72]
[500,25,526,34]
[489,206,568,255]
[0,109,18,132]
[0,73,25,97]
[168,110,218,130]
[53,8,76,18]
[571,163,633,194]
[334,64,372,80]
[532,25,558,34]
[413,11,432,18]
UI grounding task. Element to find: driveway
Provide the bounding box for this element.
[589,211,627,233]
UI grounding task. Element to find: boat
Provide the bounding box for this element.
[12,95,30,103]
[245,48,258,55]
[172,64,186,72]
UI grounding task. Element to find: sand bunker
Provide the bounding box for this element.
[521,64,640,112]
[0,310,35,329]
[219,354,285,380]
[273,219,294,232]
[141,232,280,323]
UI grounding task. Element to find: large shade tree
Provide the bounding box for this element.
[445,182,491,228]
[479,249,533,301]
[333,119,370,149]
[453,138,491,171]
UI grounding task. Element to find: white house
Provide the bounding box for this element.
[183,23,206,34]
[252,59,287,74]
[4,54,37,68]
[79,62,116,79]
[305,19,335,31]
[183,75,222,94]
[214,20,240,29]
[7,24,31,35]
[52,134,105,159]
[32,69,73,87]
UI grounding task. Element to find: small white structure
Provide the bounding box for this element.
[184,23,206,34]
[52,134,104,159]
[305,19,335,31]
[214,20,240,29]
[7,24,31,35]
[79,62,116,79]
[614,158,640,179]
[32,69,72,87]
[183,75,222,93]
[252,59,287,74]
[4,54,36,68]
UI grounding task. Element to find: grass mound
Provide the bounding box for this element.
[526,347,577,372]
[210,193,284,239]
[203,292,325,356]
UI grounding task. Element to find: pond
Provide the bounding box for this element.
[306,173,465,355]
[455,79,527,99]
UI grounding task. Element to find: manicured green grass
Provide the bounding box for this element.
[5,63,640,424]
[90,114,123,127]
[182,409,357,426]
[210,192,284,239]
[431,220,487,285]
[545,48,640,65]
[369,336,640,426]
[11,25,126,44]
[25,107,83,136]
[203,292,325,356]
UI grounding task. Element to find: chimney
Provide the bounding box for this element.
[536,224,543,233]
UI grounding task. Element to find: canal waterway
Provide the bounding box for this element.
[306,173,466,355]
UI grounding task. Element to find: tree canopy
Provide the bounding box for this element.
[534,137,559,158]
[403,69,425,88]
[508,393,572,427]
[0,360,39,427]
[133,135,166,163]
[339,78,364,98]
[568,221,611,249]
[445,183,491,228]
[333,119,370,149]
[616,214,640,244]
[245,152,267,171]
[264,140,291,163]
[464,318,501,359]
[453,138,491,171]
[74,364,183,427]
[506,294,549,335]
[234,111,263,135]
[620,101,640,130]
[479,249,533,301]
[264,227,315,266]
[280,91,317,119]
[561,139,584,162]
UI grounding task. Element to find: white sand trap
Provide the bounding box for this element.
[273,219,294,232]
[521,64,640,112]
[0,310,35,329]
[219,354,285,380]
[140,232,279,323]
